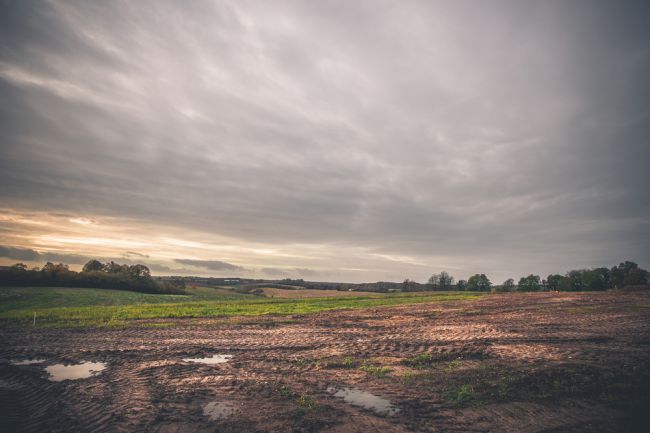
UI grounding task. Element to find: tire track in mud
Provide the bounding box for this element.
[0,366,55,433]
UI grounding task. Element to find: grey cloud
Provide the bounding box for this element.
[41,252,92,265]
[0,245,90,264]
[174,259,243,272]
[0,245,167,269]
[123,251,150,259]
[0,246,40,261]
[0,1,649,281]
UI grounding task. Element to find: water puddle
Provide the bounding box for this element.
[45,362,107,381]
[11,359,46,366]
[327,386,399,416]
[203,401,237,420]
[183,354,232,365]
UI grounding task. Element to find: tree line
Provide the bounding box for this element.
[0,260,186,294]
[421,260,648,293]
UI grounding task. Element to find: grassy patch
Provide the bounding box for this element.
[297,394,318,410]
[278,384,294,398]
[359,361,392,378]
[447,384,475,404]
[402,352,434,368]
[324,355,359,369]
[0,287,484,328]
[139,321,177,328]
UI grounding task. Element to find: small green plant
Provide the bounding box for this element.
[278,384,294,398]
[446,359,461,371]
[447,384,474,404]
[342,356,355,368]
[291,358,309,366]
[297,394,318,410]
[359,362,392,377]
[401,352,433,368]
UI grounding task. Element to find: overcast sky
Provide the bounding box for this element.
[1,0,648,283]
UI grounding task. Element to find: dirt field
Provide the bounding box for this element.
[1,291,649,432]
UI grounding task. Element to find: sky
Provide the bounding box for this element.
[0,0,649,283]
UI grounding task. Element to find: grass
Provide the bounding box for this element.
[447,384,475,404]
[402,352,434,368]
[359,363,392,377]
[297,395,318,410]
[0,286,484,328]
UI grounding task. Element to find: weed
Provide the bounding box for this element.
[401,352,433,368]
[278,384,294,398]
[326,355,358,369]
[446,359,461,371]
[447,384,474,404]
[359,362,392,377]
[291,358,310,367]
[297,394,318,410]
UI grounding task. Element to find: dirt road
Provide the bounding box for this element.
[1,292,649,432]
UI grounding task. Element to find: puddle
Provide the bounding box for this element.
[183,354,232,365]
[45,362,107,381]
[11,359,46,366]
[327,386,399,416]
[203,401,237,420]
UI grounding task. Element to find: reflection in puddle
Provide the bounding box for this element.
[45,362,106,381]
[203,401,237,420]
[327,386,399,416]
[12,359,46,366]
[183,354,232,364]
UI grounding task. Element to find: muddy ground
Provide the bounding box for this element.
[1,292,650,432]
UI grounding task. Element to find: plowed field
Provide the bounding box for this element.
[1,291,649,432]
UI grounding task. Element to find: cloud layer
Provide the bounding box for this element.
[0,1,648,282]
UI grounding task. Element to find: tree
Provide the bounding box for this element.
[106,261,128,274]
[467,274,491,291]
[439,271,454,289]
[82,259,106,273]
[41,262,69,279]
[11,263,27,271]
[546,274,563,291]
[428,271,455,290]
[456,280,467,291]
[623,267,649,286]
[610,261,640,288]
[128,264,151,279]
[518,274,541,291]
[561,270,585,291]
[402,278,418,292]
[499,278,515,292]
[583,268,610,291]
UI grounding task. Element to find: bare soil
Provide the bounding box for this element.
[1,291,649,432]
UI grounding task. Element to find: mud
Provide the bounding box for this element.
[1,291,649,432]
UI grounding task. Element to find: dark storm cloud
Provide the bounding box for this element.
[0,0,649,280]
[173,259,244,272]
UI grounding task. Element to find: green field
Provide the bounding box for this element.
[0,286,484,328]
